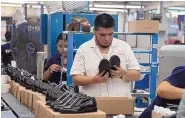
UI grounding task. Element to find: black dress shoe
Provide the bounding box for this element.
[46,84,83,103]
[9,68,21,82]
[49,85,87,108]
[38,82,53,94]
[53,95,81,112]
[25,77,36,90]
[20,76,27,87]
[46,84,67,104]
[60,97,97,113]
[52,93,82,111]
[68,84,79,93]
[98,59,110,77]
[33,79,42,92]
[109,55,121,70]
[50,91,71,109]
[51,87,93,112]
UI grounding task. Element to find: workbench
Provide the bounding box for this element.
[1,93,35,118]
[1,93,142,118]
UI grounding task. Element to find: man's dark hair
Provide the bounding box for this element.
[94,13,115,31]
[56,33,63,43]
[5,31,11,42]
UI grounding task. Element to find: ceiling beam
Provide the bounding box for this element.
[92,1,152,6]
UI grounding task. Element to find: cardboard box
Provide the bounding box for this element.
[9,80,14,94]
[37,95,46,101]
[152,111,168,118]
[37,101,106,118]
[96,97,135,115]
[28,90,34,108]
[32,92,45,110]
[128,20,159,33]
[19,86,26,103]
[11,81,15,95]
[16,85,20,100]
[7,79,12,84]
[22,89,29,105]
[20,89,25,104]
[32,93,46,117]
[34,100,43,118]
[12,82,19,97]
[16,85,25,102]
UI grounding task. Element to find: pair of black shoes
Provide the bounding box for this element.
[99,55,121,77]
[46,84,97,113]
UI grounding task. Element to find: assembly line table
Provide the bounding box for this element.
[1,93,35,118]
[1,93,141,118]
[1,99,17,118]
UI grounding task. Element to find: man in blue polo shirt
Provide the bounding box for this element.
[139,66,185,118]
[43,33,67,84]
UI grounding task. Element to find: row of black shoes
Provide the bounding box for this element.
[3,64,56,94]
[3,64,97,114]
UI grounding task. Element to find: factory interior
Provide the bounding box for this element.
[1,1,185,118]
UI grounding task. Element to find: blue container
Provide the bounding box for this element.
[135,74,150,90]
[47,12,63,56]
[135,97,149,108]
[40,14,48,44]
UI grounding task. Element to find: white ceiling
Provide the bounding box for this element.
[1,1,185,12]
[1,1,153,8]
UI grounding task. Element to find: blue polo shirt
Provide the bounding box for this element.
[139,66,185,118]
[1,43,13,65]
[44,53,67,84]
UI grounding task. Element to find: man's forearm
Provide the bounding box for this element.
[72,75,93,86]
[43,69,52,80]
[157,81,185,99]
[124,70,141,81]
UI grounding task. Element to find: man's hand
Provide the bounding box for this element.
[49,64,61,74]
[110,65,126,78]
[92,71,109,84]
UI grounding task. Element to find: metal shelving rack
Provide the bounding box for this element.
[64,31,158,101]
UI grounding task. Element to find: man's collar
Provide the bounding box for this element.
[89,36,117,48]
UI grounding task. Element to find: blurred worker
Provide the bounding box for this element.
[11,9,44,74]
[43,33,67,84]
[139,66,185,118]
[1,31,13,65]
[70,13,141,97]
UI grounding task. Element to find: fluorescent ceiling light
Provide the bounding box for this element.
[1,3,46,8]
[1,1,39,4]
[89,4,143,9]
[168,7,185,10]
[29,5,46,8]
[1,4,22,7]
[169,11,185,14]
[89,8,127,12]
